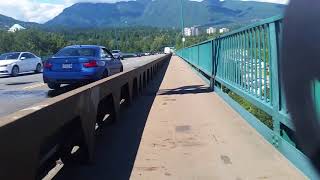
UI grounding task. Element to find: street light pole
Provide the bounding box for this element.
[124,21,128,50]
[180,0,185,48]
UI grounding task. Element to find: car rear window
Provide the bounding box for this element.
[55,48,97,57]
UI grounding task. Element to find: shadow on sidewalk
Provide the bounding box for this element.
[54,59,170,180]
[157,85,211,95]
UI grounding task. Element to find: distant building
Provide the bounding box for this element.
[184,26,200,37]
[206,27,217,34]
[190,26,200,36]
[184,27,192,37]
[8,24,26,32]
[219,28,230,34]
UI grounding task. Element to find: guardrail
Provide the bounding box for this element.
[0,54,171,180]
[176,15,318,179]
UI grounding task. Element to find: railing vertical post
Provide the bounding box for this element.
[269,22,281,140]
[197,45,200,67]
[210,40,215,90]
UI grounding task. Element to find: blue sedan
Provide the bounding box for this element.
[43,45,123,89]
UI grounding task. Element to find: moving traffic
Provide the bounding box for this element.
[0,51,165,117]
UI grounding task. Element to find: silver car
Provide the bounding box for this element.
[112,50,123,60]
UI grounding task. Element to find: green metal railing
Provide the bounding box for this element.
[176,15,318,179]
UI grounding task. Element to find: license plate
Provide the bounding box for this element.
[62,64,72,69]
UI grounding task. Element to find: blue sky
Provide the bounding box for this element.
[0,0,289,23]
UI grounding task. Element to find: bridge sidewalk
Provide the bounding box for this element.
[130,56,305,180]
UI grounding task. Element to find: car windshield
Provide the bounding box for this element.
[0,53,20,60]
[112,50,120,53]
[55,48,97,57]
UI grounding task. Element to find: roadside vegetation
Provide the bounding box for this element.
[0,27,179,57]
[227,90,273,129]
[0,27,223,58]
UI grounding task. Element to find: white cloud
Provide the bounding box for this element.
[240,0,289,4]
[0,0,65,23]
[0,0,128,23]
[0,0,288,24]
[65,0,127,3]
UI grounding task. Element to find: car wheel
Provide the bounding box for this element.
[35,64,42,73]
[11,66,19,77]
[48,82,60,90]
[102,70,109,79]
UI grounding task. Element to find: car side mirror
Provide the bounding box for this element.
[20,57,26,60]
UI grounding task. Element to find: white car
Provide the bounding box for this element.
[164,47,172,54]
[0,52,42,77]
[112,50,123,60]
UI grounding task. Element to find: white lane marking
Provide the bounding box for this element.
[22,83,46,90]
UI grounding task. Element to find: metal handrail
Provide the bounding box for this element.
[176,15,319,179]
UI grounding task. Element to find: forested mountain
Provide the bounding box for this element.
[45,0,285,28]
[0,0,285,29]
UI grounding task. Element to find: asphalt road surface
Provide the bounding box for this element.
[0,55,165,117]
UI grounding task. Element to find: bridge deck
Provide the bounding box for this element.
[55,56,305,180]
[130,56,305,179]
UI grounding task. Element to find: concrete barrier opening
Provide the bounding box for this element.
[120,83,130,108]
[143,72,146,88]
[132,78,138,98]
[139,75,143,93]
[38,116,86,179]
[96,95,116,127]
[151,67,154,79]
[147,69,150,83]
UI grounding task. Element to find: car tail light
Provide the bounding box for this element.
[83,60,97,68]
[44,62,52,69]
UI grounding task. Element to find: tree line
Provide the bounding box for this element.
[0,27,220,58]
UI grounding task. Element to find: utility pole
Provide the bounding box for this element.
[180,0,185,48]
[123,21,128,51]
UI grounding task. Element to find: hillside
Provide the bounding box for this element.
[45,0,285,28]
[0,14,38,30]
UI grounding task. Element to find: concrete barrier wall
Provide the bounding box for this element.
[0,54,171,180]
